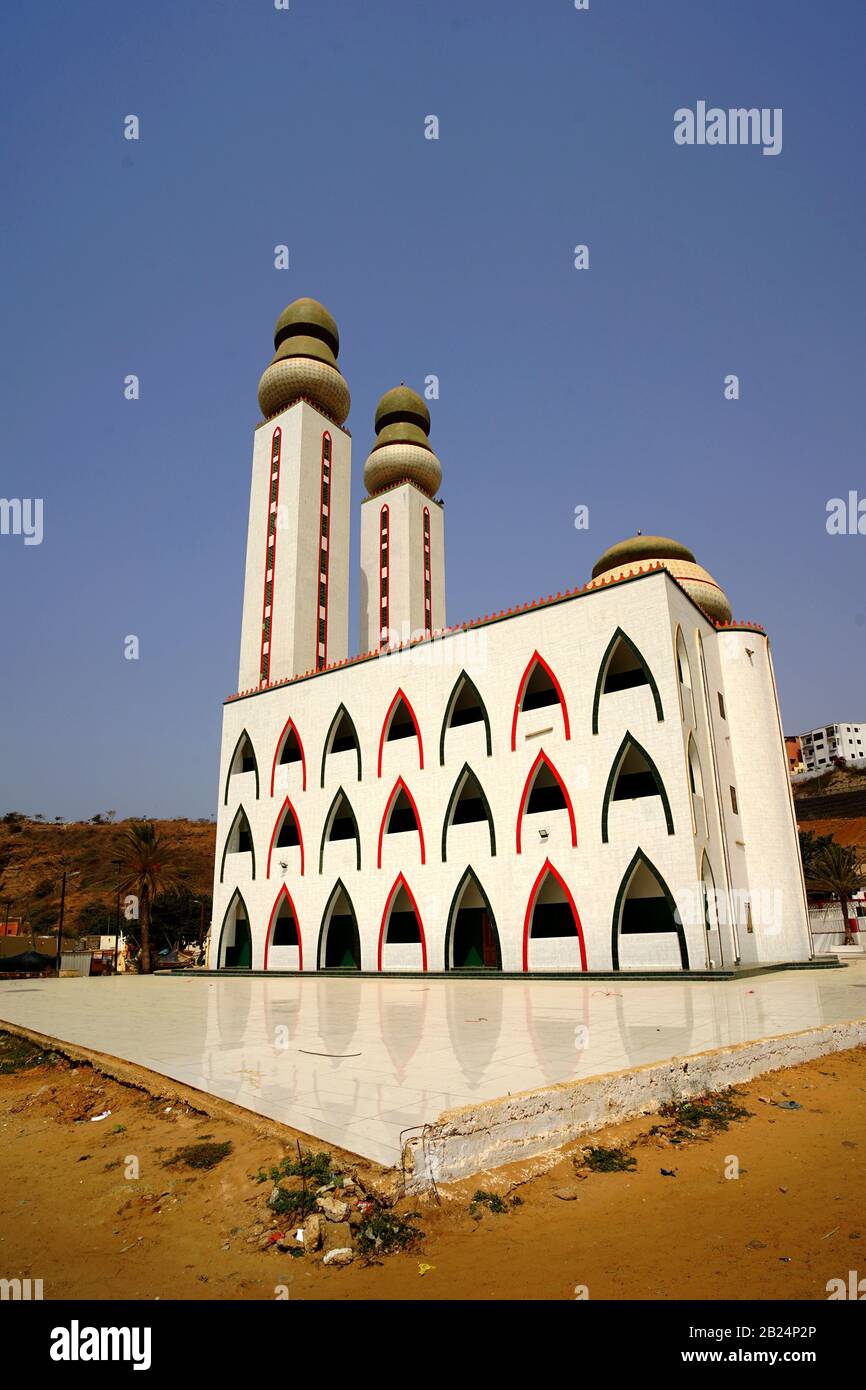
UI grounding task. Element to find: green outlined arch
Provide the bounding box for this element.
[441,763,497,863]
[601,731,675,844]
[592,628,664,735]
[439,670,493,765]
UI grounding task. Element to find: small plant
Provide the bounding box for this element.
[164,1140,232,1171]
[255,1149,339,1187]
[0,1034,60,1076]
[111,1124,126,1134]
[357,1203,423,1258]
[269,1186,318,1221]
[651,1089,751,1143]
[469,1189,509,1215]
[577,1146,637,1173]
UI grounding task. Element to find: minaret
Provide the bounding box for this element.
[359,385,446,651]
[237,298,351,689]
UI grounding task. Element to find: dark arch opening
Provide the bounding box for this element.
[612,848,689,970]
[318,882,361,970]
[218,891,252,969]
[219,805,255,882]
[445,869,502,970]
[442,764,496,861]
[601,733,674,843]
[439,671,492,763]
[592,628,663,735]
[318,788,361,872]
[320,705,362,786]
[224,729,259,803]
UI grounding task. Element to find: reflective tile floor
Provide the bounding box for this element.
[1,963,864,1167]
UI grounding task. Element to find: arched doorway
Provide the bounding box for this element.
[445,868,501,970]
[318,882,361,970]
[218,891,252,969]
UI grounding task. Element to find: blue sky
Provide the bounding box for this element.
[1,0,864,820]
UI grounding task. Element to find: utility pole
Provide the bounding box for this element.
[112,858,122,974]
[55,868,80,975]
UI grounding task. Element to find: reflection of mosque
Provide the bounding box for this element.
[211,297,813,981]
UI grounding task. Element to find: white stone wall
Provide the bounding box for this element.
[211,569,813,973]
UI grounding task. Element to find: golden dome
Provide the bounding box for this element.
[257,297,350,424]
[590,533,733,625]
[363,384,441,496]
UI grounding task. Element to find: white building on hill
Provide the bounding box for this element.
[208,299,813,974]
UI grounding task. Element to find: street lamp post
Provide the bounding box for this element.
[55,869,79,975]
[112,858,122,974]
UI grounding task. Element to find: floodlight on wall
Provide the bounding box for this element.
[539,828,549,841]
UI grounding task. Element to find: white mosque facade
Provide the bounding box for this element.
[208,299,813,975]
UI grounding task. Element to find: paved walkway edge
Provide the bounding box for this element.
[403,1018,866,1189]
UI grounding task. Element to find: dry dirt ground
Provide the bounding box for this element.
[0,1028,863,1302]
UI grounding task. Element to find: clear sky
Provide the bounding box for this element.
[1,0,864,820]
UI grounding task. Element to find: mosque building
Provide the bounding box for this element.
[209,298,813,974]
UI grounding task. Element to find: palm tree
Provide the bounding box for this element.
[116,822,183,974]
[806,842,866,946]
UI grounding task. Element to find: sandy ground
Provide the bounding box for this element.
[0,1029,863,1301]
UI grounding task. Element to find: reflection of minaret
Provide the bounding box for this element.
[359,386,445,652]
[238,298,352,689]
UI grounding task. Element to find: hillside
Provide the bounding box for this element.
[0,817,216,941]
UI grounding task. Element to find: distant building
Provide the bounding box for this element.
[798,724,866,772]
[785,735,805,774]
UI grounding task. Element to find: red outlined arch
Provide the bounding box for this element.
[377,872,428,972]
[510,650,571,751]
[516,749,577,853]
[264,884,303,972]
[522,858,587,972]
[266,796,305,877]
[377,687,424,777]
[270,716,307,795]
[377,776,426,868]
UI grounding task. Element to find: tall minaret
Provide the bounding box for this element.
[237,298,351,689]
[359,385,446,651]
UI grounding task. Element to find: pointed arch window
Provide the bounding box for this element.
[270,717,306,795]
[439,670,492,763]
[217,889,252,969]
[377,777,425,866]
[445,868,502,970]
[321,704,362,787]
[612,848,689,970]
[422,507,432,637]
[264,886,302,970]
[687,734,707,836]
[317,880,361,970]
[259,427,281,686]
[511,652,571,750]
[522,860,587,971]
[675,627,695,724]
[379,504,390,647]
[378,874,428,971]
[377,688,424,776]
[516,750,577,852]
[601,733,674,843]
[316,433,332,672]
[266,797,304,877]
[220,805,255,882]
[319,788,361,873]
[592,628,664,734]
[224,730,260,804]
[442,764,496,861]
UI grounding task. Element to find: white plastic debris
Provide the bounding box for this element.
[89,1111,112,1122]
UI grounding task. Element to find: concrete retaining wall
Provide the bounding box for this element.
[403,1019,866,1188]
